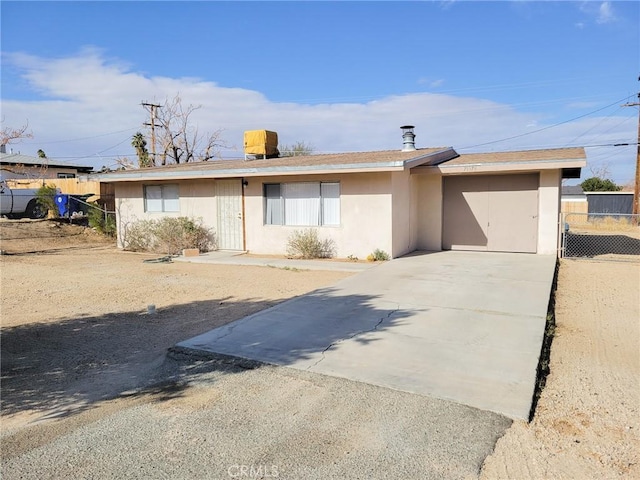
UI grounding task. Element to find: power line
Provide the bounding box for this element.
[457,94,637,151]
[20,126,140,145]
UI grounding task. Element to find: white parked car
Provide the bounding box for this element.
[0,180,48,219]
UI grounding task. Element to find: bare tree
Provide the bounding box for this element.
[1,120,33,147]
[142,95,225,166]
[279,141,314,157]
[588,161,612,180]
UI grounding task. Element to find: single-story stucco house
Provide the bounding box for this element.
[0,146,94,180]
[91,128,586,259]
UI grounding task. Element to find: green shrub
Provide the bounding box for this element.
[123,217,216,255]
[367,248,390,262]
[286,229,335,259]
[87,203,116,237]
[35,184,58,218]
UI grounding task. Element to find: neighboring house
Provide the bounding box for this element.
[585,191,635,215]
[0,146,94,180]
[561,185,634,216]
[561,185,588,214]
[91,130,586,258]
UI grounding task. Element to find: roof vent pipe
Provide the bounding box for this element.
[401,125,416,151]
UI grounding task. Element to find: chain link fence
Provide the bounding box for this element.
[561,213,640,261]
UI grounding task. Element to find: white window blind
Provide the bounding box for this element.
[284,183,320,226]
[321,182,340,226]
[265,184,283,225]
[145,185,163,212]
[144,184,179,213]
[162,184,180,212]
[264,182,340,226]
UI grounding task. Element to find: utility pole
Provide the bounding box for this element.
[142,102,162,165]
[622,78,640,216]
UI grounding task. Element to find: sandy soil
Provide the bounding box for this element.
[0,219,352,429]
[481,259,640,479]
[2,219,639,479]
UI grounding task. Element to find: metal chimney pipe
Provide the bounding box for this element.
[401,125,416,151]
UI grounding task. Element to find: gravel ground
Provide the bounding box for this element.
[2,350,510,480]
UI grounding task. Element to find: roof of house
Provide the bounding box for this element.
[91,147,458,182]
[411,147,586,176]
[90,146,587,183]
[0,152,94,172]
[561,185,585,196]
[444,147,586,166]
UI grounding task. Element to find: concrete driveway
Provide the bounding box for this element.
[178,250,556,419]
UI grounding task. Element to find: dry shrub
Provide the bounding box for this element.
[124,217,216,255]
[286,229,335,259]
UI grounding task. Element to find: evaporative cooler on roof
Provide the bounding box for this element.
[244,130,279,160]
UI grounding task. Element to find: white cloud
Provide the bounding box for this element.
[1,50,636,184]
[579,1,617,25]
[596,1,616,24]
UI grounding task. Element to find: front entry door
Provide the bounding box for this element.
[216,179,244,250]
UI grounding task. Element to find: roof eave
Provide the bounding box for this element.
[411,158,587,175]
[403,147,458,169]
[88,162,408,183]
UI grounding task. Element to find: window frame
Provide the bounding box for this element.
[263,181,340,227]
[143,184,180,213]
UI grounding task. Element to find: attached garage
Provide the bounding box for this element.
[442,174,539,253]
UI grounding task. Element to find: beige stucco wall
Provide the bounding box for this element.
[414,173,443,251]
[390,170,418,258]
[243,172,393,259]
[114,180,217,248]
[111,167,564,257]
[413,170,563,255]
[537,169,562,255]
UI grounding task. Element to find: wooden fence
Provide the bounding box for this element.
[561,199,588,214]
[6,178,115,212]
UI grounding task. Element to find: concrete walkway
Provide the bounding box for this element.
[178,250,557,419]
[173,250,376,272]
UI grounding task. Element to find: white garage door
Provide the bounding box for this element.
[443,174,539,253]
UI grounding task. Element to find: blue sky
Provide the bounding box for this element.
[1,1,639,184]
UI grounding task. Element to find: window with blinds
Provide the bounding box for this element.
[264,182,340,226]
[144,184,179,213]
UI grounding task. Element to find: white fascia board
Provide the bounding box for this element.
[91,162,406,183]
[583,191,634,195]
[411,157,586,175]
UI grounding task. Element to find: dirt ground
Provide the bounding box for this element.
[481,259,640,479]
[0,219,352,430]
[1,219,639,479]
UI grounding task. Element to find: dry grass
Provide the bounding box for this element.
[567,215,640,233]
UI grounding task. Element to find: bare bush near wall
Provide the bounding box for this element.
[286,229,336,259]
[123,217,216,255]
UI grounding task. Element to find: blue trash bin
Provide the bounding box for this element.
[54,194,69,217]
